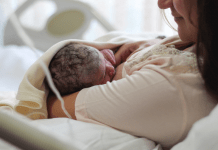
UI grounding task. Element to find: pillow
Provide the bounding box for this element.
[172,104,218,150]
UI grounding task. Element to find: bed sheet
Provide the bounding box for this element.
[33,118,158,150]
[0,111,160,150]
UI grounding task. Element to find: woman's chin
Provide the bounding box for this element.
[177,26,197,42]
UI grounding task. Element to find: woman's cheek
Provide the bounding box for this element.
[173,0,187,17]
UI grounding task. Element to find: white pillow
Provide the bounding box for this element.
[172,104,218,150]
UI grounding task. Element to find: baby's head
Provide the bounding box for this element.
[47,42,115,95]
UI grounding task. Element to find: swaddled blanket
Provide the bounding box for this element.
[1,32,187,119]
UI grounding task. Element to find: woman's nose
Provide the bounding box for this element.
[158,0,173,9]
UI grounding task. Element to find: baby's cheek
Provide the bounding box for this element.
[93,66,105,85]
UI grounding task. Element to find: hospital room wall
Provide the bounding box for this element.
[0,0,178,45]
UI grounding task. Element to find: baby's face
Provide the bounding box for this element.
[95,49,116,85]
[73,44,116,85]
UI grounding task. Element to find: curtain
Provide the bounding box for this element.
[0,0,178,43]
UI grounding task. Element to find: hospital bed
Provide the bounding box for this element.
[3,0,116,52]
[3,0,217,150]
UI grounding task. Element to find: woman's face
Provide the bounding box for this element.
[158,0,198,42]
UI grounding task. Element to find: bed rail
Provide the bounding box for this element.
[0,110,77,150]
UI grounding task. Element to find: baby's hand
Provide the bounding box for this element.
[114,39,162,66]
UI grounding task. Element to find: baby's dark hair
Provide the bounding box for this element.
[47,42,101,95]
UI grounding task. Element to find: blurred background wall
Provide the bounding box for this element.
[0,0,178,45]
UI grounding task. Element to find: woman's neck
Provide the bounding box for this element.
[183,43,197,53]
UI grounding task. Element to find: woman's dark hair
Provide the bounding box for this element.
[196,0,218,99]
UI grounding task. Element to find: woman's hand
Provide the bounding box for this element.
[47,91,79,119]
[114,39,162,66]
[112,63,125,81]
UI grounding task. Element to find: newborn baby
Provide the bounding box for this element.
[47,42,116,95]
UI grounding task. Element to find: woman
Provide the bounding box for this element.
[47,0,218,149]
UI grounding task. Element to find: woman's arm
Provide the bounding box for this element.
[47,91,79,119]
[112,63,125,81]
[74,67,184,147]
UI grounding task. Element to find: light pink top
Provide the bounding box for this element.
[75,36,217,148]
